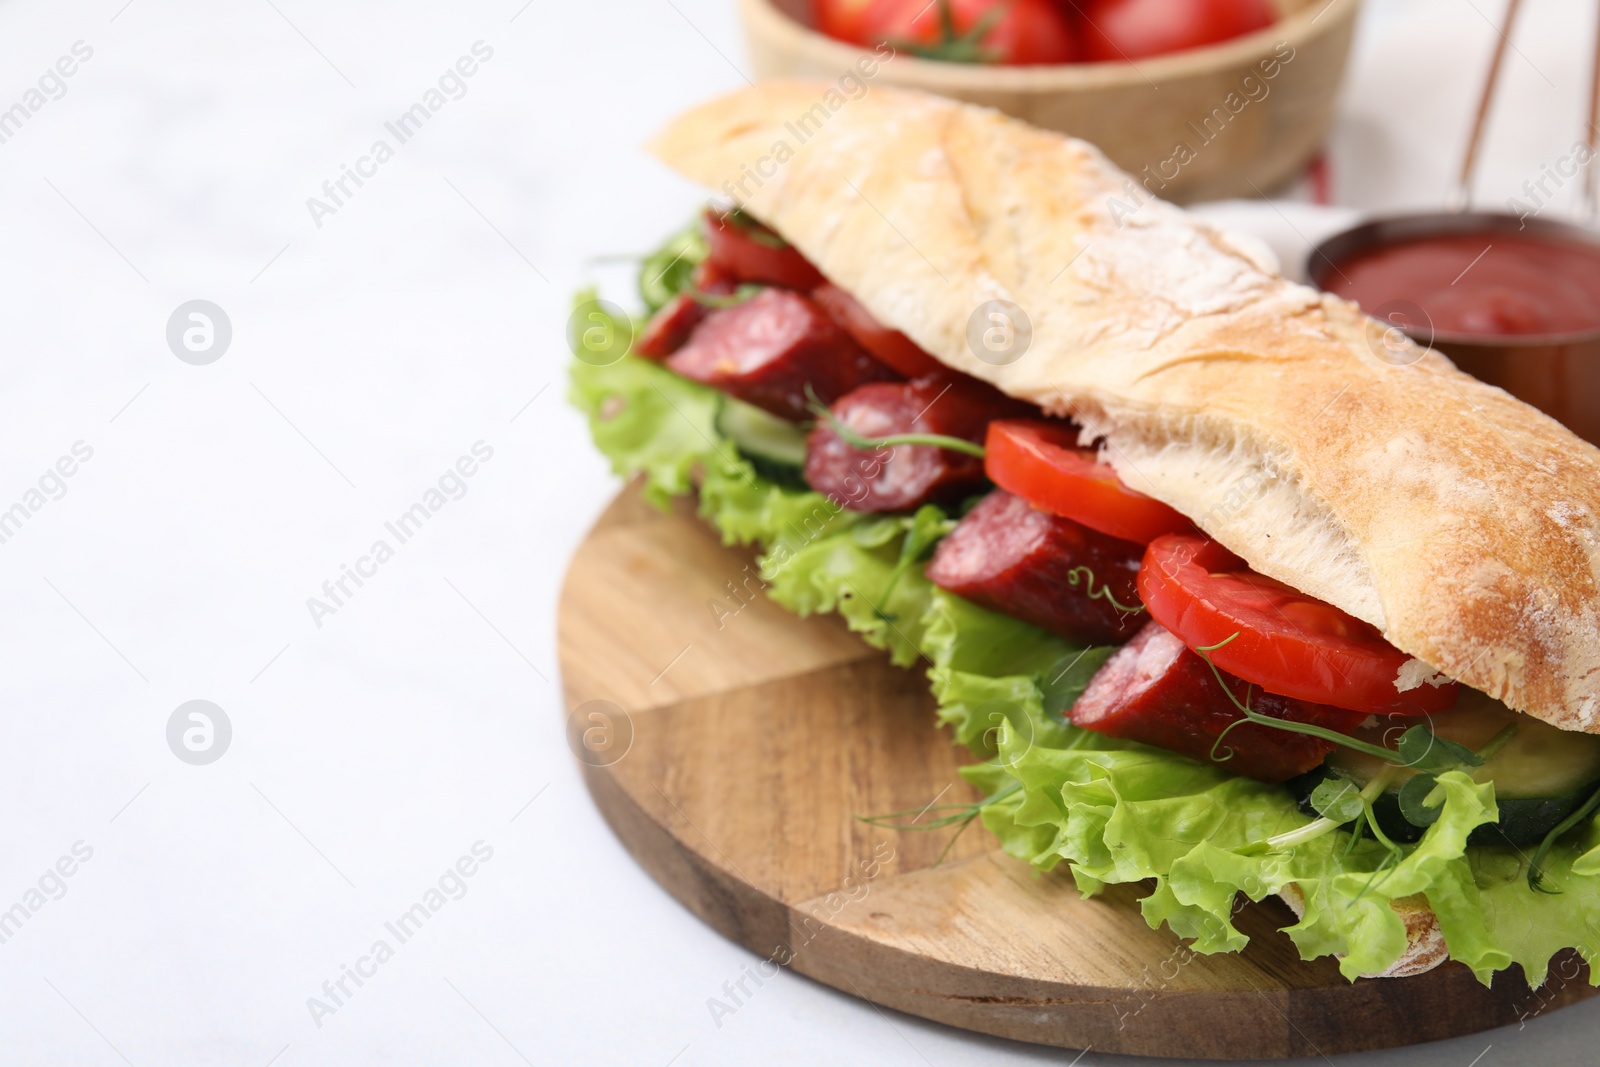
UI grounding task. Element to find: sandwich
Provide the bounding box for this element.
[568,82,1600,986]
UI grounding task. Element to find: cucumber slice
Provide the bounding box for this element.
[1289,771,1591,847]
[715,397,809,470]
[1290,690,1600,846]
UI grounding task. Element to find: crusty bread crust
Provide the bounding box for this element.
[1276,883,1448,978]
[650,82,1600,735]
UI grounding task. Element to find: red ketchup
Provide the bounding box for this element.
[1324,231,1600,338]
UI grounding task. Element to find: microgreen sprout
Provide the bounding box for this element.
[1528,781,1600,893]
[1354,798,1407,899]
[686,283,765,309]
[858,782,1023,866]
[1201,633,1484,782]
[1066,566,1145,616]
[1190,632,1503,880]
[805,388,987,458]
[1251,765,1398,854]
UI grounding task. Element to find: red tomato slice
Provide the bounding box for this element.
[866,0,1077,64]
[984,420,1194,544]
[702,209,824,290]
[811,283,944,378]
[1076,0,1277,62]
[1137,535,1459,717]
[690,258,738,296]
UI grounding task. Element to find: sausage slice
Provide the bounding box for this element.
[926,489,1146,645]
[804,378,1025,512]
[1069,622,1368,783]
[667,289,896,420]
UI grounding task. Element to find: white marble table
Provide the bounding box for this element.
[0,0,1595,1063]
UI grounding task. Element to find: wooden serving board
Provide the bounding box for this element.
[557,483,1595,1059]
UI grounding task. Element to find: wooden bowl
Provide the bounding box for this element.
[737,0,1362,203]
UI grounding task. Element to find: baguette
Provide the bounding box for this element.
[647,82,1600,979]
[649,81,1600,736]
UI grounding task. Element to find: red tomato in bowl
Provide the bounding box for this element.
[865,0,1078,64]
[813,0,885,43]
[1074,0,1277,62]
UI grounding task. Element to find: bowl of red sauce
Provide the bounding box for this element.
[1308,213,1600,445]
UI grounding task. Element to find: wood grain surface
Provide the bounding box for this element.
[557,483,1597,1058]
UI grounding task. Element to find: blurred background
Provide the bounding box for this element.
[0,0,1596,1064]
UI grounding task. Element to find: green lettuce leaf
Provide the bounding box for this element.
[761,510,934,667]
[569,316,723,511]
[638,218,707,313]
[922,587,1111,755]
[1456,826,1600,986]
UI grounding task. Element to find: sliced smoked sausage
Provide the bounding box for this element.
[1069,622,1368,783]
[804,377,1028,512]
[634,262,739,359]
[667,288,898,420]
[925,489,1147,646]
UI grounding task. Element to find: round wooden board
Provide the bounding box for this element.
[557,483,1596,1059]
